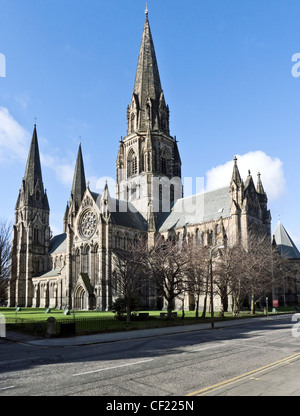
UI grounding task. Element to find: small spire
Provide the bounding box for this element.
[256,171,266,195]
[231,156,242,186]
[145,3,148,17]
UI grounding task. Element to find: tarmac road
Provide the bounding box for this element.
[0,314,299,397]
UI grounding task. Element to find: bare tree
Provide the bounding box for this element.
[111,239,147,323]
[238,231,282,315]
[145,237,189,319]
[213,244,248,317]
[0,219,12,304]
[184,241,210,318]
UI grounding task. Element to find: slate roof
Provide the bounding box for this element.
[92,192,148,231]
[50,233,67,254]
[158,186,231,232]
[37,268,64,279]
[273,220,300,259]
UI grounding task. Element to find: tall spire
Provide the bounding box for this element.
[130,9,164,132]
[24,124,44,195]
[18,124,49,210]
[133,9,162,102]
[71,143,86,212]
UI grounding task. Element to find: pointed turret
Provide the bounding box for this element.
[70,143,86,213]
[231,156,243,187]
[273,219,300,259]
[256,171,268,209]
[244,170,254,190]
[63,202,69,233]
[100,181,111,218]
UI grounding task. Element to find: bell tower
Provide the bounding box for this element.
[116,8,182,230]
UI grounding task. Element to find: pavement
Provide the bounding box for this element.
[4,314,292,347]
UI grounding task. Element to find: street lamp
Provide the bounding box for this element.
[209,244,224,328]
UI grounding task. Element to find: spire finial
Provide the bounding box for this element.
[145,3,148,16]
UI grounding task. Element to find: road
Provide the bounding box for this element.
[0,314,299,397]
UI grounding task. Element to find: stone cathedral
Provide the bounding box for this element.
[8,10,272,310]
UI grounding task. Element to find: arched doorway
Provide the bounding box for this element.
[73,286,87,310]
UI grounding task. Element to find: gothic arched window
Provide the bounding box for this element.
[127,149,137,178]
[170,184,174,204]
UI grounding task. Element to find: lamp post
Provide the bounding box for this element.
[209,244,224,328]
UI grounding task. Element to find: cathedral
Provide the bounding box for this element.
[8,10,272,310]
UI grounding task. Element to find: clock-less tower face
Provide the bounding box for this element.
[79,209,98,239]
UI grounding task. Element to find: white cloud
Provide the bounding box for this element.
[206,151,285,201]
[0,107,29,161]
[0,107,75,187]
[40,153,74,186]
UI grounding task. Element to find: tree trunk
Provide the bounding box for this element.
[126,303,131,324]
[167,300,173,319]
[250,290,256,315]
[195,294,200,318]
[202,292,207,318]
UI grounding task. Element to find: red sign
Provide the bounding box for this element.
[273,300,279,307]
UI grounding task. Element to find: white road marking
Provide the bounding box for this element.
[73,358,154,377]
[189,344,223,353]
[0,386,15,391]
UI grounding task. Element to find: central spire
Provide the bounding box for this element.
[129,9,165,133]
[133,10,162,104]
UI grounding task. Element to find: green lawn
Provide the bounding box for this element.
[0,306,296,337]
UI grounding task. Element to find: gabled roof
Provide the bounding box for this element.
[273,220,300,259]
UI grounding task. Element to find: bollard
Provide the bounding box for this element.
[46,317,56,338]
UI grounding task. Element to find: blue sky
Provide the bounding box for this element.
[1,0,300,246]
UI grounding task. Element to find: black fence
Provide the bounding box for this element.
[6,315,140,337]
[56,316,127,336]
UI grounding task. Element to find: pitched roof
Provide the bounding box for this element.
[273,220,300,259]
[91,192,148,231]
[158,186,231,232]
[50,233,67,254]
[38,268,64,279]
